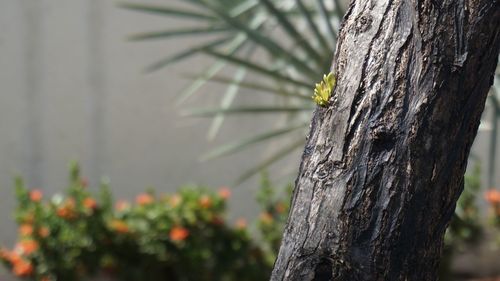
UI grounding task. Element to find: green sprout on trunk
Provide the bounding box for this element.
[312,72,336,107]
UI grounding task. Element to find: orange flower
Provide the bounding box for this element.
[80,178,89,188]
[57,206,76,220]
[12,259,34,277]
[218,187,231,200]
[0,249,21,264]
[0,248,11,260]
[22,213,35,224]
[38,227,50,238]
[57,198,77,219]
[115,200,130,211]
[136,193,154,206]
[235,218,247,229]
[19,224,33,237]
[169,194,182,207]
[211,216,224,226]
[169,226,189,241]
[15,239,38,255]
[485,189,500,204]
[260,212,273,225]
[110,220,129,234]
[83,197,97,210]
[275,202,287,214]
[199,196,212,209]
[29,189,43,202]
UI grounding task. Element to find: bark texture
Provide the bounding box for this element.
[271,0,500,280]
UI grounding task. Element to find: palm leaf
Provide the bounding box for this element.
[185,106,314,117]
[144,37,232,72]
[128,27,230,41]
[207,67,248,140]
[259,0,324,65]
[235,138,305,184]
[316,0,338,42]
[202,123,306,161]
[199,0,320,78]
[182,74,311,100]
[295,0,332,54]
[175,33,250,105]
[202,48,312,89]
[119,3,216,21]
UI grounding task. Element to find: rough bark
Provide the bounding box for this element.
[271,0,500,280]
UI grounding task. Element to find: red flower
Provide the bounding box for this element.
[83,197,98,210]
[115,200,130,211]
[235,218,247,229]
[57,198,77,219]
[211,216,224,226]
[485,189,500,204]
[136,193,154,206]
[259,212,273,225]
[218,187,231,200]
[80,178,89,188]
[169,226,189,241]
[110,220,129,234]
[29,189,43,202]
[275,202,287,214]
[22,213,35,224]
[12,259,34,277]
[169,194,182,207]
[38,227,50,238]
[15,239,38,255]
[199,195,212,209]
[19,224,33,237]
[0,248,11,261]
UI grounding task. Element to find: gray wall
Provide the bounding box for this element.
[0,0,497,280]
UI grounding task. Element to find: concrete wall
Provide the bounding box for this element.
[0,0,497,280]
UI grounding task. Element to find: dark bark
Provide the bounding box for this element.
[270,0,500,280]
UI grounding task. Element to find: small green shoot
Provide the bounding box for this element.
[312,72,336,107]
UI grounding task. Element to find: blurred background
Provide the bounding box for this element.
[0,0,499,280]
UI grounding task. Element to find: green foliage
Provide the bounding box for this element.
[445,165,482,248]
[4,165,500,280]
[255,173,292,264]
[1,166,272,281]
[312,72,336,107]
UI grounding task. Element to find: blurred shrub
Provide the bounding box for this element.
[485,187,500,245]
[2,164,500,280]
[0,165,291,281]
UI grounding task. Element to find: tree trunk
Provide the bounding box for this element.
[270,0,500,280]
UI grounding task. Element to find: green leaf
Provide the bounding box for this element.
[202,48,312,89]
[207,67,248,140]
[200,0,320,78]
[235,138,305,184]
[295,0,331,53]
[144,37,232,72]
[182,74,311,100]
[175,33,249,105]
[316,0,338,42]
[118,3,216,21]
[128,27,230,41]
[202,123,307,161]
[185,106,314,117]
[258,0,323,65]
[228,0,259,17]
[333,0,346,20]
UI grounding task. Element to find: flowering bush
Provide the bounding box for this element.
[485,188,500,245]
[0,165,276,281]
